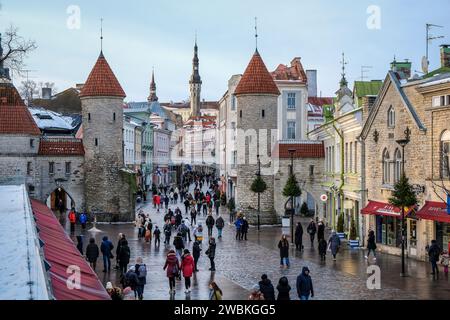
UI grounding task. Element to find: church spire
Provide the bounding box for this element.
[148,68,158,102]
[189,35,202,117]
[339,52,348,87]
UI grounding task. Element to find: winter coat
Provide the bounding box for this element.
[135,263,147,285]
[428,243,441,262]
[317,223,325,239]
[295,224,303,244]
[193,242,202,259]
[118,245,131,265]
[258,279,275,301]
[276,279,291,300]
[173,236,185,250]
[122,269,139,290]
[206,242,216,258]
[367,232,377,250]
[215,217,225,229]
[328,234,341,255]
[68,211,76,224]
[306,222,316,235]
[318,239,328,255]
[278,239,289,258]
[100,239,114,258]
[79,213,87,224]
[163,253,180,278]
[86,243,99,262]
[181,254,195,278]
[241,219,249,233]
[116,237,127,257]
[206,215,215,228]
[296,267,314,297]
[234,219,243,230]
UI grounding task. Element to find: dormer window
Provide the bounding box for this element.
[387,106,395,128]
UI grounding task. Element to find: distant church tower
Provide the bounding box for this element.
[148,69,158,102]
[80,50,131,221]
[189,39,202,117]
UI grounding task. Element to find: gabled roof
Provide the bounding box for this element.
[79,52,126,98]
[308,97,333,106]
[235,51,280,96]
[360,71,426,140]
[38,139,85,156]
[271,57,307,83]
[0,82,41,135]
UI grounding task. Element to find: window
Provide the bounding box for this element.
[261,109,265,118]
[65,162,71,175]
[49,162,54,175]
[287,121,296,139]
[27,162,32,175]
[231,95,236,111]
[394,149,402,183]
[239,110,242,118]
[88,113,91,121]
[30,139,34,148]
[287,92,296,110]
[345,143,348,173]
[349,142,353,173]
[95,138,98,146]
[354,142,358,173]
[387,106,395,127]
[309,165,314,177]
[441,130,450,179]
[113,112,116,121]
[433,95,450,107]
[232,151,237,168]
[231,122,236,141]
[382,149,390,184]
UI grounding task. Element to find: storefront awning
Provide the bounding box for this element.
[361,200,412,217]
[416,201,450,223]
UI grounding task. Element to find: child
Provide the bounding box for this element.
[318,238,327,261]
[440,250,449,275]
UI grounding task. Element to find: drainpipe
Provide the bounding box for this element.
[332,123,345,232]
[359,136,366,246]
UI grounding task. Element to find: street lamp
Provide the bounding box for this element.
[395,126,411,277]
[257,154,261,231]
[288,148,296,244]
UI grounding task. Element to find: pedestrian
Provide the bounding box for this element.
[440,250,449,275]
[122,286,135,300]
[178,220,190,243]
[121,266,139,299]
[173,232,185,261]
[68,209,76,233]
[234,216,243,240]
[215,215,225,239]
[79,212,87,230]
[258,274,275,301]
[296,266,314,300]
[295,222,304,251]
[192,240,201,272]
[241,216,249,240]
[365,230,377,260]
[100,236,114,273]
[145,219,153,243]
[278,234,290,268]
[85,237,99,271]
[428,239,441,275]
[318,238,327,261]
[248,285,264,300]
[214,197,220,215]
[135,257,147,300]
[76,235,83,255]
[328,231,341,261]
[180,249,195,293]
[193,223,204,244]
[163,250,180,294]
[276,276,291,301]
[115,233,126,270]
[164,194,170,210]
[306,219,317,247]
[206,213,215,237]
[118,240,131,275]
[184,198,191,215]
[164,221,172,245]
[153,226,161,247]
[317,219,325,242]
[209,281,223,300]
[190,207,197,226]
[106,282,123,301]
[205,237,216,271]
[156,193,161,213]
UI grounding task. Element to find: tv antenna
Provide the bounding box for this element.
[360,66,373,81]
[425,23,444,72]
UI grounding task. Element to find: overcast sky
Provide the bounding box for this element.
[1,0,449,102]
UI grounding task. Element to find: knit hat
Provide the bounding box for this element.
[106,282,113,290]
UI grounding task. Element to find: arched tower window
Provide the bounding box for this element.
[387,106,395,128]
[382,149,390,184]
[441,130,450,179]
[394,148,402,183]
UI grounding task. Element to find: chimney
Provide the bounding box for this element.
[440,44,450,68]
[390,59,411,79]
[42,87,52,100]
[306,70,317,97]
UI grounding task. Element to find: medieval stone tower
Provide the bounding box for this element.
[189,40,202,117]
[235,50,280,224]
[80,51,133,221]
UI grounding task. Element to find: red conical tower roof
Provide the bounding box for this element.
[235,50,280,96]
[79,52,126,98]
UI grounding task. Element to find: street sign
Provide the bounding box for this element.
[320,194,328,202]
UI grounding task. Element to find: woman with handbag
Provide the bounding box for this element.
[163,249,180,295]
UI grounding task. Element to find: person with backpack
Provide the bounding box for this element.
[121,266,139,299]
[153,226,161,247]
[135,257,147,300]
[306,219,317,248]
[205,237,216,271]
[178,221,190,243]
[209,281,222,300]
[278,234,290,269]
[180,249,195,294]
[79,212,87,230]
[296,266,314,300]
[164,221,172,245]
[192,240,202,272]
[163,250,180,294]
[258,274,275,301]
[100,236,114,273]
[193,223,204,244]
[85,237,99,271]
[206,213,215,237]
[428,239,441,276]
[68,209,76,233]
[118,240,131,275]
[215,215,225,239]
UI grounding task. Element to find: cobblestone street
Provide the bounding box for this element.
[64,184,450,300]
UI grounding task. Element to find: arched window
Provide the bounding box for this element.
[441,130,450,179]
[383,149,390,184]
[394,148,402,183]
[387,106,395,128]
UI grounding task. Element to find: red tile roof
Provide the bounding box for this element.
[38,139,85,156]
[31,200,110,300]
[0,82,41,135]
[273,142,325,159]
[235,51,280,96]
[79,52,126,98]
[308,97,333,106]
[271,57,307,83]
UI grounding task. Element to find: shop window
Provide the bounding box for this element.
[441,130,450,179]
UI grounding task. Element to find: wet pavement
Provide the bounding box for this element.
[62,183,450,300]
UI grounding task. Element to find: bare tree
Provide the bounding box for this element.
[19,79,38,103]
[0,24,37,76]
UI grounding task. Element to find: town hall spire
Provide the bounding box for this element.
[189,35,202,117]
[148,68,158,102]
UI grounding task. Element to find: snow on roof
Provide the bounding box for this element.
[28,107,77,131]
[0,184,50,300]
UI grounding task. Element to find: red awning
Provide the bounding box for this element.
[31,200,110,300]
[416,201,450,223]
[361,200,412,218]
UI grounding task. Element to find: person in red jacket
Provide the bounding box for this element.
[181,249,195,294]
[68,210,76,233]
[155,194,161,213]
[163,250,180,294]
